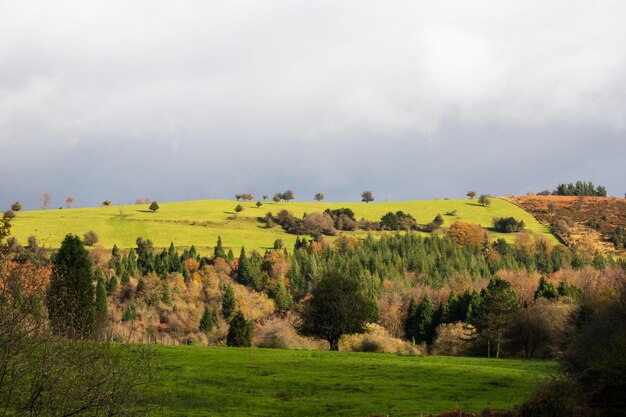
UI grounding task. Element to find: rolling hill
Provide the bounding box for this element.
[8,198,554,252]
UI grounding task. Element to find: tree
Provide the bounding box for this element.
[296,270,377,351]
[404,298,419,341]
[66,196,74,208]
[226,311,253,347]
[95,276,108,334]
[256,201,262,208]
[467,191,476,199]
[10,202,22,212]
[273,193,282,204]
[214,236,226,259]
[282,190,295,202]
[534,277,558,300]
[222,284,236,319]
[235,194,242,201]
[83,230,99,246]
[472,277,519,358]
[314,192,325,202]
[447,221,486,248]
[478,194,492,207]
[492,217,525,233]
[102,200,111,207]
[262,195,269,202]
[47,234,96,338]
[234,204,244,217]
[149,201,160,212]
[414,295,435,344]
[41,192,52,209]
[3,210,15,220]
[199,306,217,332]
[361,191,374,204]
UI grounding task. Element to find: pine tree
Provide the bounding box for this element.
[107,275,118,292]
[534,277,558,300]
[95,277,108,335]
[237,247,252,286]
[222,284,235,319]
[47,234,96,338]
[226,311,253,347]
[404,298,419,341]
[199,306,217,332]
[415,295,434,344]
[214,236,226,259]
[274,281,293,312]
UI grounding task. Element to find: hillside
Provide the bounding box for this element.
[506,196,626,255]
[8,198,554,252]
[146,345,558,416]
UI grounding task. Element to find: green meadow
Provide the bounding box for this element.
[9,198,554,252]
[146,345,558,416]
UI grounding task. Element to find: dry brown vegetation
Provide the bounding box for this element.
[506,195,626,255]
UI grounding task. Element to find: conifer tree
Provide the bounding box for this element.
[107,275,118,292]
[226,312,253,347]
[222,285,235,319]
[95,276,108,335]
[214,236,226,259]
[47,234,96,338]
[237,247,252,286]
[534,277,558,300]
[404,298,419,341]
[274,281,294,312]
[415,295,435,344]
[199,306,217,332]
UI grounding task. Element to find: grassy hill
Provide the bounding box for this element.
[9,198,554,252]
[145,345,558,416]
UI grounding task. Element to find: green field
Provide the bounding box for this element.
[146,345,558,416]
[9,198,554,252]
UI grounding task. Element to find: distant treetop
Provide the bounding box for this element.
[554,181,607,197]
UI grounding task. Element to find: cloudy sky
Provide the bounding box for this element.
[1,1,624,209]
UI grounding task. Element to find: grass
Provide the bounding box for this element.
[9,198,555,252]
[146,345,559,416]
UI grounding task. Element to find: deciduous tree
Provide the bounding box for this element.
[41,192,52,209]
[149,201,160,212]
[361,191,374,204]
[314,192,325,202]
[296,270,377,351]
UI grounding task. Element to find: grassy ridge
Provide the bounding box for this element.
[147,345,558,416]
[10,198,554,252]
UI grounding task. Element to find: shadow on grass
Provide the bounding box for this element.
[136,210,156,213]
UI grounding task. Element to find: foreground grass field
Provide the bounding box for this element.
[9,198,554,252]
[146,346,558,416]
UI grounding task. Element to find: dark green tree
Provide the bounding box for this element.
[148,201,159,212]
[296,270,377,351]
[473,277,519,358]
[214,236,226,259]
[534,277,558,300]
[414,295,435,344]
[95,276,108,335]
[226,312,253,347]
[199,306,217,332]
[237,247,252,286]
[404,298,419,342]
[273,281,294,312]
[361,190,374,204]
[222,284,235,320]
[47,234,96,338]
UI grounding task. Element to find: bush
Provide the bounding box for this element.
[431,322,474,356]
[492,217,525,233]
[342,324,421,355]
[83,230,99,246]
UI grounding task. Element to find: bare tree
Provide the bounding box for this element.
[66,195,74,208]
[41,192,52,209]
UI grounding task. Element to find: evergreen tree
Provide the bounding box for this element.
[149,201,160,212]
[222,285,235,319]
[404,298,419,341]
[161,278,172,305]
[237,247,252,286]
[273,281,294,312]
[226,312,253,347]
[199,306,217,332]
[473,277,519,358]
[415,295,435,344]
[227,249,235,263]
[107,275,118,292]
[121,270,130,284]
[95,277,108,335]
[47,234,96,338]
[214,236,226,259]
[534,277,558,300]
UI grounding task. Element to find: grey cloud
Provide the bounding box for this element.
[1,0,625,209]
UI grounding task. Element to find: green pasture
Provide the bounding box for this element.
[8,198,554,252]
[146,345,558,416]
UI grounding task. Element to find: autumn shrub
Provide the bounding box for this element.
[342,323,421,355]
[431,322,474,356]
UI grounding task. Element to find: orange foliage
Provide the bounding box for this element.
[0,260,51,296]
[184,258,200,273]
[447,221,485,248]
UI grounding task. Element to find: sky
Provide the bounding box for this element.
[1,0,625,209]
